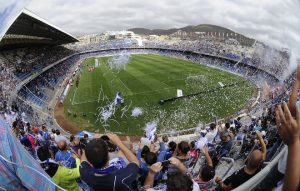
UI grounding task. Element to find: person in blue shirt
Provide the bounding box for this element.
[55,140,76,168]
[138,139,167,185]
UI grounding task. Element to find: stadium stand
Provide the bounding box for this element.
[0,8,297,191]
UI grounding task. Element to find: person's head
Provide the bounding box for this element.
[85,139,109,168]
[145,152,157,165]
[141,145,150,158]
[51,129,55,134]
[84,133,89,139]
[162,135,169,143]
[72,137,80,146]
[210,123,216,131]
[55,129,60,135]
[37,146,51,161]
[246,150,263,170]
[168,141,177,152]
[177,141,190,156]
[42,125,46,131]
[225,122,230,129]
[167,171,193,191]
[70,135,75,142]
[219,129,230,142]
[58,140,67,151]
[33,127,39,134]
[189,141,195,150]
[200,165,215,182]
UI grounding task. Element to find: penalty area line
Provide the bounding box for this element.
[71,88,78,106]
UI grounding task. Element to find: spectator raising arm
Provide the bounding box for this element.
[107,133,140,166]
[202,146,213,167]
[276,102,300,191]
[256,131,267,161]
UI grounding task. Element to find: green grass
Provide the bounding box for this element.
[63,54,256,135]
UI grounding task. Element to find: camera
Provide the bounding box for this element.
[161,160,171,168]
[101,135,118,152]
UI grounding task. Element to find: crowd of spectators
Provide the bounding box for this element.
[67,38,289,78]
[7,92,297,191]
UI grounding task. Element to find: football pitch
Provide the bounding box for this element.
[63,54,256,135]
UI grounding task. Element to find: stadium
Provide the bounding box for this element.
[0,3,299,191]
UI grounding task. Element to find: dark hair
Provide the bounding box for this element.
[70,135,75,142]
[168,141,177,152]
[145,152,157,165]
[51,129,56,134]
[225,122,230,129]
[55,129,60,135]
[84,134,89,139]
[37,146,51,161]
[100,135,117,152]
[141,145,150,158]
[178,141,190,155]
[85,139,109,169]
[190,141,195,149]
[37,146,58,177]
[200,165,215,182]
[210,123,216,130]
[162,135,169,142]
[167,171,193,191]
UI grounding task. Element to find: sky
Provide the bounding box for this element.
[0,0,300,61]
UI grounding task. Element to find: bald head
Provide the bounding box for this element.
[58,140,67,151]
[247,150,263,170]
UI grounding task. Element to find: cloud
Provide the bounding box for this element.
[1,0,300,59]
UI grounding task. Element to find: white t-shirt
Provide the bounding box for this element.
[206,128,218,143]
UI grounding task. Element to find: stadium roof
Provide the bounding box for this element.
[0,8,78,49]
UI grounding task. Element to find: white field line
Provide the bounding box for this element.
[118,78,131,92]
[71,88,78,105]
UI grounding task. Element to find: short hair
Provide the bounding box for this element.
[84,134,89,139]
[168,141,177,152]
[178,141,190,155]
[58,140,67,151]
[190,141,195,149]
[141,145,150,158]
[37,146,51,161]
[70,135,75,142]
[85,139,109,169]
[145,152,157,165]
[200,165,215,182]
[210,123,216,130]
[55,129,60,135]
[162,135,169,142]
[225,122,230,129]
[167,171,193,191]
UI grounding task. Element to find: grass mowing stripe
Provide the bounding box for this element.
[63,54,256,135]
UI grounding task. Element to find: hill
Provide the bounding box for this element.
[129,24,255,46]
